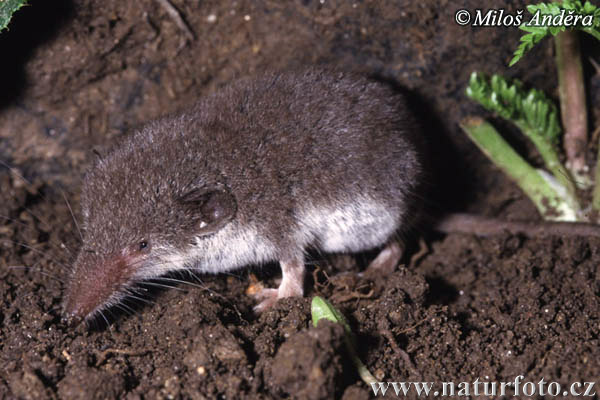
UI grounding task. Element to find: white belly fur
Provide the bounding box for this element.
[153,197,397,277]
[296,196,398,253]
[155,223,278,276]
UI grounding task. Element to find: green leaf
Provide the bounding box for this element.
[466,72,561,144]
[510,0,600,66]
[0,0,27,32]
[311,296,352,334]
[466,72,578,211]
[510,29,550,66]
[311,296,377,385]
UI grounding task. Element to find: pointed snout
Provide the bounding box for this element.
[63,252,134,327]
[62,275,102,326]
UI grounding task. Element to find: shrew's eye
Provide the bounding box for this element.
[139,240,149,251]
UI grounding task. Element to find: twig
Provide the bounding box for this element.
[95,348,149,366]
[312,265,332,290]
[409,238,429,268]
[397,315,432,335]
[379,318,421,380]
[332,288,374,303]
[435,213,600,238]
[154,0,195,41]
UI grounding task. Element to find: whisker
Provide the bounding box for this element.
[8,265,64,284]
[169,271,233,302]
[185,269,207,283]
[16,206,54,235]
[98,309,111,328]
[0,159,33,186]
[0,215,74,257]
[155,276,205,289]
[0,160,81,257]
[3,240,71,271]
[61,189,83,243]
[142,281,185,291]
[123,292,155,306]
[220,271,243,279]
[144,272,229,301]
[124,285,148,297]
[120,301,139,315]
[114,303,135,316]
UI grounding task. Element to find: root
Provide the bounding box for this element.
[435,213,600,238]
[95,348,149,366]
[154,0,195,41]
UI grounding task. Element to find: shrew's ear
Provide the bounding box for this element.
[177,188,237,235]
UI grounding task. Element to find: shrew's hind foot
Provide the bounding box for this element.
[364,241,404,276]
[253,257,305,313]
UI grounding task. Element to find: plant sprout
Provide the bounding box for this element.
[510,1,600,189]
[464,1,600,222]
[311,296,376,385]
[464,72,581,221]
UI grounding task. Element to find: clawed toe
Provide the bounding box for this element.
[251,257,306,313]
[253,288,279,313]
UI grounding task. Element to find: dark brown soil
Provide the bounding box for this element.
[1,0,600,399]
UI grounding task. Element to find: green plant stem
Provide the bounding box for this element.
[311,296,376,385]
[345,341,376,385]
[513,120,578,198]
[461,117,579,221]
[554,30,589,187]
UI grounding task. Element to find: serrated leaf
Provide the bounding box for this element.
[0,0,27,32]
[466,72,561,145]
[511,0,600,66]
[583,1,596,14]
[520,88,561,144]
[510,29,549,66]
[465,73,577,209]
